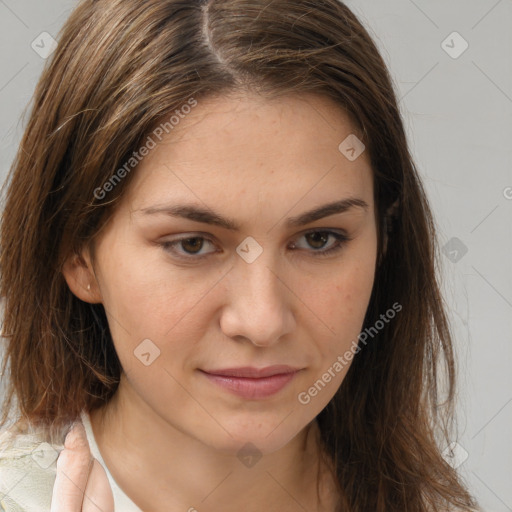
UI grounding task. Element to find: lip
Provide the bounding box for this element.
[202,365,300,378]
[199,365,301,399]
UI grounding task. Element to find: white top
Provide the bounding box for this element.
[80,410,143,511]
[0,411,143,511]
[0,413,486,512]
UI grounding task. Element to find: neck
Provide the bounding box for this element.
[90,374,338,511]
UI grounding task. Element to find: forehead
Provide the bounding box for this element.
[124,92,373,213]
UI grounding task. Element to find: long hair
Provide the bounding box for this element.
[0,0,479,510]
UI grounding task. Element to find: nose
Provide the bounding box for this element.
[219,251,296,347]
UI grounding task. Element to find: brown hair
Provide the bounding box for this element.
[0,0,479,510]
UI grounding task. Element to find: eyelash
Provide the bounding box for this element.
[159,230,352,262]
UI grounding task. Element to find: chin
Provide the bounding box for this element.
[196,413,309,456]
[205,432,296,458]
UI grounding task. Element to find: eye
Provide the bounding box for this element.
[289,230,352,257]
[159,235,217,261]
[158,229,352,262]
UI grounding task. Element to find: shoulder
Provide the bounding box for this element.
[0,424,65,512]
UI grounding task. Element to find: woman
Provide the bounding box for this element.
[0,0,481,510]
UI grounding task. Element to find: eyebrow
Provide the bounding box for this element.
[139,197,369,231]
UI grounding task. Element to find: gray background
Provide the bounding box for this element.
[0,1,511,511]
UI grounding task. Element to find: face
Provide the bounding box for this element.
[67,92,378,455]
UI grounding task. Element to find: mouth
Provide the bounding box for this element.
[198,365,301,400]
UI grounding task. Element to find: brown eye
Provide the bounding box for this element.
[160,235,217,261]
[305,231,330,250]
[180,237,205,254]
[160,230,351,263]
[290,230,351,258]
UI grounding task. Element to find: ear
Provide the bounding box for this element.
[61,247,102,304]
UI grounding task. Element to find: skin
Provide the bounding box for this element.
[51,422,114,512]
[62,91,378,511]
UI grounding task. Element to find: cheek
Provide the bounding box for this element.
[308,256,376,361]
[313,257,375,326]
[96,243,213,350]
[97,227,376,361]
